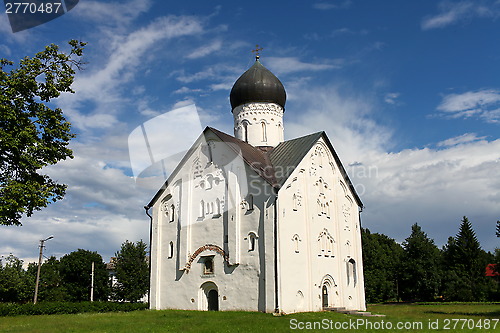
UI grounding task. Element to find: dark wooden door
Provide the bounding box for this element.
[322,285,328,308]
[208,289,219,311]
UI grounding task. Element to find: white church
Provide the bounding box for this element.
[146,55,366,313]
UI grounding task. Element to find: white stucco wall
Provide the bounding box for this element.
[149,131,366,314]
[233,102,284,147]
[150,131,277,312]
[277,137,366,313]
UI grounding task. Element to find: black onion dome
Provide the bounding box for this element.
[230,59,286,111]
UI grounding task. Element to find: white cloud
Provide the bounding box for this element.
[436,89,500,123]
[173,87,203,94]
[0,151,152,263]
[265,57,342,75]
[0,44,11,56]
[313,1,352,10]
[437,133,487,147]
[74,0,152,28]
[186,40,223,59]
[359,139,500,251]
[285,83,500,252]
[56,15,205,130]
[422,1,500,30]
[0,15,31,42]
[175,67,216,83]
[173,63,241,89]
[384,92,400,105]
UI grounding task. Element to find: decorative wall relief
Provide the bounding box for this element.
[292,234,301,253]
[317,229,335,257]
[343,196,353,231]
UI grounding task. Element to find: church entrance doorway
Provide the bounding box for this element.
[199,281,219,311]
[320,275,338,309]
[207,289,219,311]
[322,285,329,309]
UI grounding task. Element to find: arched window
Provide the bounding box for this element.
[261,122,267,142]
[292,234,301,253]
[199,200,205,218]
[277,123,283,141]
[247,194,254,211]
[347,259,357,286]
[169,204,175,222]
[242,121,249,142]
[249,235,256,251]
[292,194,298,211]
[248,232,258,251]
[215,198,221,215]
[168,241,174,259]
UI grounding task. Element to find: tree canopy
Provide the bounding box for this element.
[442,216,493,301]
[361,228,403,303]
[112,240,149,302]
[0,40,85,226]
[400,223,441,301]
[59,249,109,302]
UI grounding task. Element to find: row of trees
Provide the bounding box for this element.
[0,240,148,303]
[362,216,499,303]
[1,218,498,304]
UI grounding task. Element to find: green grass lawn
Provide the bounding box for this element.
[0,303,499,333]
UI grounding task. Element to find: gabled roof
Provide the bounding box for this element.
[268,132,323,186]
[147,128,363,208]
[146,127,276,208]
[208,127,278,186]
[268,131,363,208]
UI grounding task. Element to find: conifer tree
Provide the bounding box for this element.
[442,216,490,301]
[361,228,404,302]
[399,223,441,301]
[112,240,149,302]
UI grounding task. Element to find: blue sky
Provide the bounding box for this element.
[1,0,499,264]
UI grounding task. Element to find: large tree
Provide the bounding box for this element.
[59,249,109,302]
[112,240,149,302]
[27,256,67,302]
[0,40,85,226]
[399,223,441,301]
[361,228,404,303]
[442,216,491,301]
[0,254,34,302]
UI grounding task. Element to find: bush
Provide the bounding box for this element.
[0,301,148,316]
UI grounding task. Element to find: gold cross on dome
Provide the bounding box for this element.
[252,44,263,59]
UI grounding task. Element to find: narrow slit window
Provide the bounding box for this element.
[242,121,249,143]
[170,205,175,222]
[247,194,254,211]
[168,241,174,259]
[199,200,205,218]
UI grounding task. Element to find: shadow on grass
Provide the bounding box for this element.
[424,310,500,318]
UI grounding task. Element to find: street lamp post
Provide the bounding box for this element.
[33,236,54,304]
